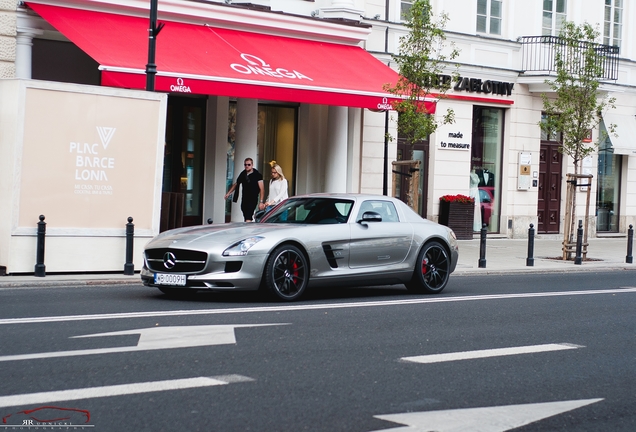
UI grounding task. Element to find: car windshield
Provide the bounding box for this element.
[260,197,354,224]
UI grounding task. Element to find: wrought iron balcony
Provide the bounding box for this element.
[519,36,619,81]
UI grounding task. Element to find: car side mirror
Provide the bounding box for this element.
[357,211,382,223]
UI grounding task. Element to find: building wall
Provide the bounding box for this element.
[0,0,17,79]
[2,0,635,244]
[0,79,167,273]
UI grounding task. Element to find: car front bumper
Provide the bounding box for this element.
[141,254,268,291]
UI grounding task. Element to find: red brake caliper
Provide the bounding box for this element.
[421,258,429,275]
[292,259,299,283]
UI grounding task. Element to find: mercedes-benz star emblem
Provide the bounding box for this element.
[163,252,177,269]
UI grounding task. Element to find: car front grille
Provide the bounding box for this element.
[145,248,208,273]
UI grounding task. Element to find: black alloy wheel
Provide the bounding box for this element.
[406,241,450,294]
[263,244,309,301]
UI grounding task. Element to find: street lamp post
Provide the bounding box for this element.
[145,0,164,91]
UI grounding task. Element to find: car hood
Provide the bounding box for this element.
[145,223,300,250]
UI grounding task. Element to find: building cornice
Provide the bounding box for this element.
[22,0,371,45]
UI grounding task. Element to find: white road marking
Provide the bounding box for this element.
[0,324,287,362]
[0,375,253,409]
[0,288,635,325]
[372,398,603,432]
[402,343,583,364]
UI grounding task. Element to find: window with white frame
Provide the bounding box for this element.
[542,0,567,36]
[401,0,413,21]
[476,0,502,35]
[603,0,622,48]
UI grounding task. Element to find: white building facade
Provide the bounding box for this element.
[0,0,635,274]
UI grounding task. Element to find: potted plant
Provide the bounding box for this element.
[439,194,475,240]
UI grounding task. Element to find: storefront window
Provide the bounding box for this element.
[257,104,297,200]
[596,120,621,232]
[225,102,236,221]
[471,106,504,232]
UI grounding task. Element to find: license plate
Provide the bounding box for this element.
[154,273,186,286]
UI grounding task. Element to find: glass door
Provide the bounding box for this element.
[162,96,206,230]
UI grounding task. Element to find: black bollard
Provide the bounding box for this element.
[207,218,213,224]
[574,219,583,265]
[34,215,46,277]
[124,217,135,275]
[526,223,535,266]
[627,224,634,264]
[478,223,487,268]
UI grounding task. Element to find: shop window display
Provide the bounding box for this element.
[471,106,503,232]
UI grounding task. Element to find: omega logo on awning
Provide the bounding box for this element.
[170,78,192,93]
[377,97,392,110]
[230,54,313,81]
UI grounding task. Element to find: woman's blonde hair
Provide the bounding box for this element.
[269,161,285,181]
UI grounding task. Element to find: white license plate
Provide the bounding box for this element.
[154,273,186,286]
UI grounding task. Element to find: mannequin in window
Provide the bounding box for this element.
[476,167,494,187]
[470,168,482,231]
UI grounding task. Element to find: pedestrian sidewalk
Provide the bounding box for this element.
[453,235,635,275]
[0,237,634,288]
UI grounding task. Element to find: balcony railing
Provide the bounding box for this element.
[519,36,619,81]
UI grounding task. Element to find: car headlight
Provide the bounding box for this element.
[222,236,264,256]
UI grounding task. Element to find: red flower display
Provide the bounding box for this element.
[439,194,474,204]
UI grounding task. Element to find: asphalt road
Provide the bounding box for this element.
[0,272,635,431]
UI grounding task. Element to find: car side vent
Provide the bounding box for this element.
[322,244,343,269]
[224,261,243,273]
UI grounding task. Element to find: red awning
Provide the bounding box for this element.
[27,3,436,112]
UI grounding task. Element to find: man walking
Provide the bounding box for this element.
[224,158,265,222]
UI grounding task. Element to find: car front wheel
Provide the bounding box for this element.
[406,241,450,294]
[263,244,308,301]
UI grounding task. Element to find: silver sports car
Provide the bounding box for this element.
[141,194,459,301]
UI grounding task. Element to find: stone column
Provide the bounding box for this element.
[324,105,348,193]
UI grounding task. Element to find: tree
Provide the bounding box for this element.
[384,0,459,147]
[539,21,616,258]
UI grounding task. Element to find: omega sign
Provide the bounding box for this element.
[171,78,192,93]
[230,54,313,80]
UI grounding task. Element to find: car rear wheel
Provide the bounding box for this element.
[406,241,450,294]
[263,245,308,301]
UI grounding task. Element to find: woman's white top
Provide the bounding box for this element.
[267,178,289,205]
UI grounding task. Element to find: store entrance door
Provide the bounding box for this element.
[161,96,206,231]
[396,139,429,218]
[537,141,562,234]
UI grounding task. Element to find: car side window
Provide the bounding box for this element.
[356,200,399,222]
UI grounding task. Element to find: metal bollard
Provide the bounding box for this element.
[34,215,46,277]
[526,223,535,266]
[574,219,583,265]
[627,224,634,264]
[124,217,135,275]
[478,223,487,268]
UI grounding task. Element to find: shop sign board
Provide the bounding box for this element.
[439,131,470,151]
[18,87,165,231]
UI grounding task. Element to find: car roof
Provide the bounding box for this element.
[289,193,401,201]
